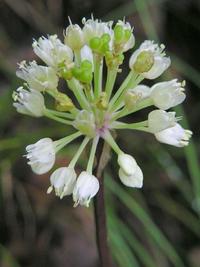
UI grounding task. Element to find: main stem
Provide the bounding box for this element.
[94,139,113,267]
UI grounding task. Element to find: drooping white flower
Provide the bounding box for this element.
[25,138,56,174]
[148,110,178,133]
[119,165,143,188]
[155,123,193,147]
[82,16,113,44]
[118,153,138,176]
[150,79,186,110]
[129,40,171,79]
[73,171,99,207]
[33,35,73,68]
[16,61,58,92]
[47,167,77,199]
[65,23,85,50]
[114,20,135,52]
[80,45,94,67]
[13,86,45,117]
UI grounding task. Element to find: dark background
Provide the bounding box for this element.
[0,0,200,267]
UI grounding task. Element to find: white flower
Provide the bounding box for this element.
[25,138,56,174]
[82,16,113,43]
[119,165,143,188]
[155,123,193,147]
[65,23,85,50]
[118,153,138,176]
[73,171,99,207]
[16,61,58,92]
[148,110,178,133]
[13,86,45,117]
[150,79,186,110]
[129,40,171,79]
[47,167,77,199]
[114,20,135,52]
[33,35,73,68]
[80,45,94,68]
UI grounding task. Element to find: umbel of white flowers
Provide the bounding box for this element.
[13,16,192,207]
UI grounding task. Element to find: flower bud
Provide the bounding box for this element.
[55,92,74,111]
[26,138,56,174]
[155,123,193,147]
[13,86,45,117]
[47,167,77,199]
[148,110,177,133]
[96,92,108,110]
[65,24,85,50]
[118,153,137,176]
[73,110,96,137]
[150,79,186,110]
[124,91,141,110]
[119,165,143,188]
[73,171,99,207]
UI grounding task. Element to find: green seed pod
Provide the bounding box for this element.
[114,25,124,43]
[89,37,101,50]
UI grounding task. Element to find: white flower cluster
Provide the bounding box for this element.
[13,16,192,207]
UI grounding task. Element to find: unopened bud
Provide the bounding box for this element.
[96,92,108,110]
[55,92,74,111]
[73,110,96,137]
[124,91,141,110]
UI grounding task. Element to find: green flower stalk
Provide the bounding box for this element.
[13,16,192,207]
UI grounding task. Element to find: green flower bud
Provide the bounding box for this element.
[79,69,93,83]
[89,37,101,50]
[114,25,124,43]
[133,51,154,73]
[81,60,93,70]
[60,68,73,80]
[96,92,108,110]
[124,91,141,110]
[55,92,74,111]
[73,110,96,137]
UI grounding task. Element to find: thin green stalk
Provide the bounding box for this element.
[103,131,122,155]
[68,78,91,110]
[44,111,73,125]
[112,120,148,130]
[111,74,143,112]
[105,67,118,100]
[108,71,133,110]
[112,98,153,121]
[86,136,100,174]
[69,137,90,168]
[45,108,75,119]
[94,54,103,99]
[54,131,82,152]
